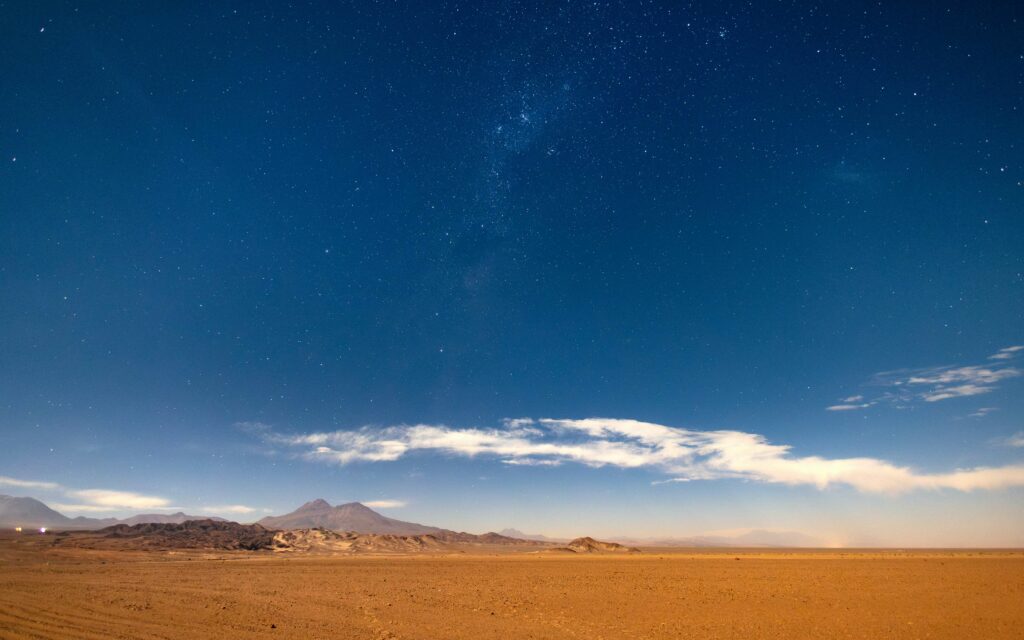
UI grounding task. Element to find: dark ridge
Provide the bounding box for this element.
[59,519,278,551]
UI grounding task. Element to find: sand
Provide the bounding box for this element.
[0,539,1021,639]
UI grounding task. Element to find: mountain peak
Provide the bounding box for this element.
[335,501,373,511]
[297,499,332,511]
[0,494,71,527]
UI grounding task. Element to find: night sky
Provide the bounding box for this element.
[1,1,1022,545]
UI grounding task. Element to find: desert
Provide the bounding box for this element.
[2,497,1023,638]
[1,533,1022,639]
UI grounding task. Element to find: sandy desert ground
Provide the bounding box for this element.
[0,538,1022,639]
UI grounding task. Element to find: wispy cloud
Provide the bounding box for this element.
[968,407,998,419]
[502,458,563,466]
[826,402,873,412]
[50,503,129,513]
[202,504,257,514]
[827,346,1023,410]
[999,432,1024,448]
[919,383,997,402]
[989,345,1024,361]
[67,489,171,510]
[826,395,875,412]
[247,417,1024,495]
[362,499,406,509]
[0,476,61,490]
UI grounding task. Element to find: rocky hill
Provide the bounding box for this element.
[557,537,640,553]
[271,528,449,554]
[56,519,277,550]
[53,521,542,554]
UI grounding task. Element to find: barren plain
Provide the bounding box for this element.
[0,536,1021,639]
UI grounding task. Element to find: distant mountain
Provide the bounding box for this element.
[704,529,823,547]
[118,512,227,526]
[0,495,77,529]
[613,529,824,548]
[0,495,226,530]
[68,515,120,528]
[498,528,567,543]
[430,530,536,545]
[257,499,442,535]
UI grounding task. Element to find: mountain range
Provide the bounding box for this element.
[498,528,567,543]
[610,530,825,548]
[2,494,823,547]
[0,495,223,530]
[497,527,823,547]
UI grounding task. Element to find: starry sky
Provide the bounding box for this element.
[1,1,1022,546]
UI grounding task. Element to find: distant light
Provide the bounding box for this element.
[14,527,22,533]
[39,527,47,534]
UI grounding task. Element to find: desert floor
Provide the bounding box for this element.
[0,541,1022,639]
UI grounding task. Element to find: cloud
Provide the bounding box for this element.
[989,345,1024,360]
[202,504,257,514]
[999,432,1024,448]
[235,421,274,435]
[67,489,171,511]
[969,407,998,418]
[827,346,1023,410]
[50,503,126,513]
[250,417,1024,495]
[502,458,563,466]
[362,500,406,508]
[920,383,999,402]
[826,403,873,411]
[0,476,61,490]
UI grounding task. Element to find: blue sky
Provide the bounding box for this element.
[1,1,1022,546]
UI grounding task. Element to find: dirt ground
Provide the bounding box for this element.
[0,540,1022,639]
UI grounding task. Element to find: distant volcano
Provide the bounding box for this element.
[0,495,86,529]
[257,500,442,535]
